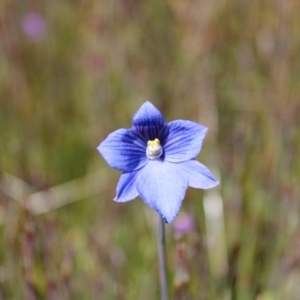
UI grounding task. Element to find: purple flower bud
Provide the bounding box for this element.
[173,213,194,235]
[22,12,46,40]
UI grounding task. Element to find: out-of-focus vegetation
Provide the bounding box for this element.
[0,0,300,299]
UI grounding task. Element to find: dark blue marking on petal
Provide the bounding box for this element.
[132,101,166,140]
[164,120,208,162]
[97,128,148,172]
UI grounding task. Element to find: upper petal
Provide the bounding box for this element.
[136,160,188,223]
[97,129,148,172]
[132,101,166,140]
[176,160,219,189]
[163,120,208,162]
[114,171,139,202]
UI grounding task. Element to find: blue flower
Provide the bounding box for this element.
[98,101,218,223]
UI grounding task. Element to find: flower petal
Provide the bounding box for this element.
[114,171,139,202]
[164,120,208,162]
[176,160,219,189]
[132,101,166,140]
[97,129,148,172]
[136,160,188,223]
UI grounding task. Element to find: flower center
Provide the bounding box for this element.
[146,138,163,159]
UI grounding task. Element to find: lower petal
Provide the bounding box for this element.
[114,171,139,202]
[176,160,218,189]
[136,160,188,223]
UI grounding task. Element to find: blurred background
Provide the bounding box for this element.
[0,0,300,299]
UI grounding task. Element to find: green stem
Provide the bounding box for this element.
[158,216,168,300]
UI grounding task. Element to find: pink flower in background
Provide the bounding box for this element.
[22,12,46,40]
[173,213,195,235]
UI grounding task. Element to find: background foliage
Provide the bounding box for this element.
[0,0,300,299]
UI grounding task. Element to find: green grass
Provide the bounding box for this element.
[0,0,300,299]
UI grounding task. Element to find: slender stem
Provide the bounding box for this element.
[158,216,168,300]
